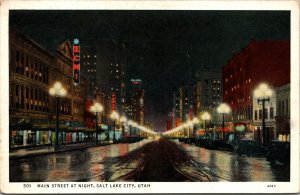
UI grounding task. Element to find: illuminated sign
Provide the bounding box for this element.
[111,92,116,111]
[235,123,246,132]
[131,79,142,85]
[73,38,80,85]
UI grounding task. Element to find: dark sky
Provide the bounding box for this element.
[9,10,290,130]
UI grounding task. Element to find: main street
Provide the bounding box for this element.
[10,138,289,182]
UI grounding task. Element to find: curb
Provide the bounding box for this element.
[9,143,112,160]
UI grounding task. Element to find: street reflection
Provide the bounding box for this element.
[179,142,290,181]
[10,139,152,182]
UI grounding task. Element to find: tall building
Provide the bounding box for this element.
[81,46,97,98]
[96,40,127,113]
[223,40,290,133]
[9,30,88,148]
[127,79,144,125]
[178,86,195,123]
[194,69,222,113]
[144,120,153,130]
[172,91,180,127]
[193,69,223,128]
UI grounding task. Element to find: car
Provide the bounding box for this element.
[184,137,196,144]
[266,140,290,166]
[195,137,210,148]
[235,139,266,156]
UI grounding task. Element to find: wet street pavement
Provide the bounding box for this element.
[176,140,290,181]
[10,139,152,182]
[10,138,289,182]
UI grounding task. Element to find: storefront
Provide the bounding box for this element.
[10,128,54,148]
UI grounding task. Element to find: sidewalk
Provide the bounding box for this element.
[9,141,113,160]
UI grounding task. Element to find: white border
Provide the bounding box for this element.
[1,0,299,193]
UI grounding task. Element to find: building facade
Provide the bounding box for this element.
[9,30,53,148]
[275,84,290,141]
[9,30,89,148]
[172,91,180,127]
[126,79,144,125]
[81,46,97,98]
[194,69,222,113]
[178,86,195,123]
[223,40,290,140]
[96,40,127,113]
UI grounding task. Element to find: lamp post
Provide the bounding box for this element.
[201,112,211,138]
[128,120,133,137]
[192,117,199,137]
[186,120,193,138]
[110,111,119,142]
[254,83,273,146]
[120,116,127,141]
[49,82,67,148]
[90,102,104,145]
[217,103,231,140]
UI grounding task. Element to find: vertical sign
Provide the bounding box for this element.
[73,38,80,85]
[111,92,116,111]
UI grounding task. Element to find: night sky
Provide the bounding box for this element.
[9,10,290,130]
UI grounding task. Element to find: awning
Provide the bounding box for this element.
[196,129,206,135]
[216,127,232,132]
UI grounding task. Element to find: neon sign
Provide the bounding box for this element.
[73,38,80,85]
[111,92,116,111]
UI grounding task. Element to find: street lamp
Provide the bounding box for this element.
[110,111,119,142]
[90,102,104,145]
[201,112,211,138]
[128,120,133,137]
[49,82,67,148]
[120,116,127,141]
[217,103,231,140]
[254,83,273,146]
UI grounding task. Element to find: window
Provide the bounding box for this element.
[20,53,24,65]
[264,108,268,119]
[278,101,282,116]
[259,109,262,120]
[286,99,289,116]
[16,51,20,62]
[270,107,274,119]
[26,87,29,98]
[281,101,285,116]
[16,85,19,96]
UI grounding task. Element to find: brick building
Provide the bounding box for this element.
[9,30,88,148]
[222,40,290,136]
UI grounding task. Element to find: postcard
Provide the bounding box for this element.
[0,0,299,194]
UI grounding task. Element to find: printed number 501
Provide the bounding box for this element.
[23,184,31,188]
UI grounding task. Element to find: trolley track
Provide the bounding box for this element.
[93,138,213,182]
